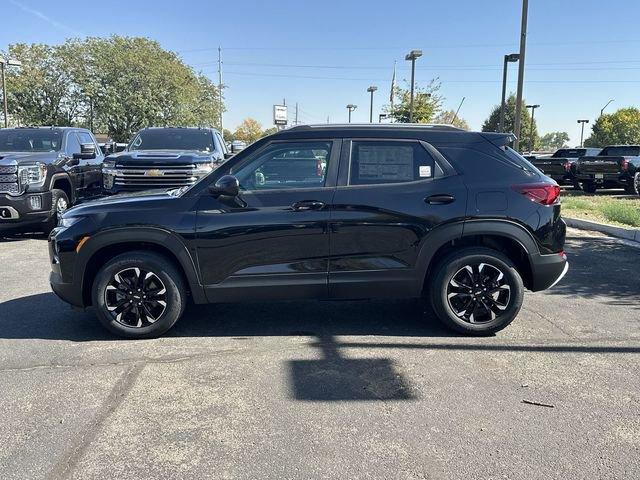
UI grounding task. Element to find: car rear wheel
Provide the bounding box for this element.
[428,247,524,336]
[92,251,186,338]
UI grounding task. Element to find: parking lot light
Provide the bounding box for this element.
[526,104,540,153]
[346,104,357,123]
[404,50,423,123]
[366,86,378,123]
[578,119,589,147]
[499,53,520,132]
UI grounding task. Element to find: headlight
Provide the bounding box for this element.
[193,163,214,177]
[18,163,47,187]
[58,215,82,228]
[103,160,116,168]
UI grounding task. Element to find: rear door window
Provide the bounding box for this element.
[348,140,436,185]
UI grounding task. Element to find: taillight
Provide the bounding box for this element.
[621,158,629,171]
[512,183,561,205]
[563,161,571,172]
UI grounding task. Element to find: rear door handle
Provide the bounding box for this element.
[425,194,455,205]
[291,200,326,211]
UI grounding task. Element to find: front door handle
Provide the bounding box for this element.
[291,200,326,211]
[425,194,455,205]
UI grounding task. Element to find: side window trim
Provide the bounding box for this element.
[230,138,341,192]
[338,138,449,188]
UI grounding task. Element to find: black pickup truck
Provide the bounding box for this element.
[102,127,230,194]
[532,148,601,188]
[575,145,640,194]
[0,127,103,234]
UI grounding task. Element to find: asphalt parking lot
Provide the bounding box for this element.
[0,227,638,480]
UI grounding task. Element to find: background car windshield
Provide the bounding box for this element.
[129,129,215,152]
[552,149,585,158]
[0,129,62,152]
[599,146,640,156]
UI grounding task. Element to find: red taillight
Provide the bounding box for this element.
[621,158,629,171]
[563,161,571,172]
[512,183,561,205]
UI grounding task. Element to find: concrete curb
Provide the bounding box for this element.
[564,216,640,242]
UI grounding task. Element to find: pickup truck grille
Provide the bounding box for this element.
[0,165,19,195]
[579,161,620,174]
[113,163,200,189]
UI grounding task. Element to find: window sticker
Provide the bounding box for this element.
[419,165,432,177]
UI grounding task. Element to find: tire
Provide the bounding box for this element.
[43,189,70,234]
[92,251,186,339]
[572,180,582,191]
[633,172,640,196]
[428,247,524,336]
[582,182,597,194]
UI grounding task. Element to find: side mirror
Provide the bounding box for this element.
[209,174,240,198]
[73,143,97,160]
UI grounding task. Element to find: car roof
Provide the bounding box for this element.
[270,123,497,144]
[9,126,84,131]
[139,126,221,133]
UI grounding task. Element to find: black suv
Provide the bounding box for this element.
[49,124,568,338]
[0,127,103,234]
[102,127,230,194]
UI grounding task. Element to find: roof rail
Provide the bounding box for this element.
[288,123,465,132]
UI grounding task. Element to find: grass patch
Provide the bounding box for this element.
[601,202,640,227]
[561,191,640,228]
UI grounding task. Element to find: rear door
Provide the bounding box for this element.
[328,138,467,299]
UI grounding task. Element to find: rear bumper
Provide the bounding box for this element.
[576,172,632,185]
[529,251,568,291]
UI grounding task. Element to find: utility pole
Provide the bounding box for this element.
[217,47,224,137]
[578,119,589,147]
[526,104,540,152]
[0,58,21,129]
[367,85,377,123]
[513,0,529,150]
[499,53,520,132]
[405,50,423,122]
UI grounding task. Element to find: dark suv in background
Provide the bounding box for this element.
[0,127,103,234]
[532,147,601,188]
[102,127,230,193]
[49,124,568,338]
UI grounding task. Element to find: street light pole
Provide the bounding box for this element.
[346,104,357,123]
[0,58,21,129]
[600,99,614,117]
[578,119,589,147]
[367,85,377,123]
[525,104,539,152]
[499,53,520,132]
[513,0,529,150]
[405,50,422,122]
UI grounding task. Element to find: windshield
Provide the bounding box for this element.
[129,129,215,152]
[0,129,63,152]
[552,149,585,158]
[599,146,640,156]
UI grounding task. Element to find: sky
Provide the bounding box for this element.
[2,0,639,146]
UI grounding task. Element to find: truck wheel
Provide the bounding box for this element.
[92,251,186,339]
[582,182,597,194]
[43,189,70,234]
[428,247,524,336]
[633,172,640,196]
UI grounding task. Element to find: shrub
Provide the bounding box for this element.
[601,202,640,227]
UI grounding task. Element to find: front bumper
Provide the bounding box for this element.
[48,238,85,307]
[529,251,569,291]
[0,191,53,232]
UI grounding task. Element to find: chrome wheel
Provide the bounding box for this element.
[56,196,68,215]
[446,263,511,324]
[104,267,167,328]
[634,172,640,195]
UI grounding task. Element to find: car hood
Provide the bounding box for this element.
[0,151,60,166]
[66,190,177,216]
[107,150,215,165]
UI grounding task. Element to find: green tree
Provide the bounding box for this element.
[5,43,85,126]
[584,108,640,147]
[385,80,443,123]
[261,127,278,137]
[432,109,469,130]
[539,131,570,151]
[482,94,538,152]
[234,118,263,143]
[222,129,235,142]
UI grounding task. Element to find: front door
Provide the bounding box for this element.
[195,139,340,302]
[329,138,468,299]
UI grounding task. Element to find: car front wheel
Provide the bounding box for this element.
[429,247,524,335]
[92,251,186,338]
